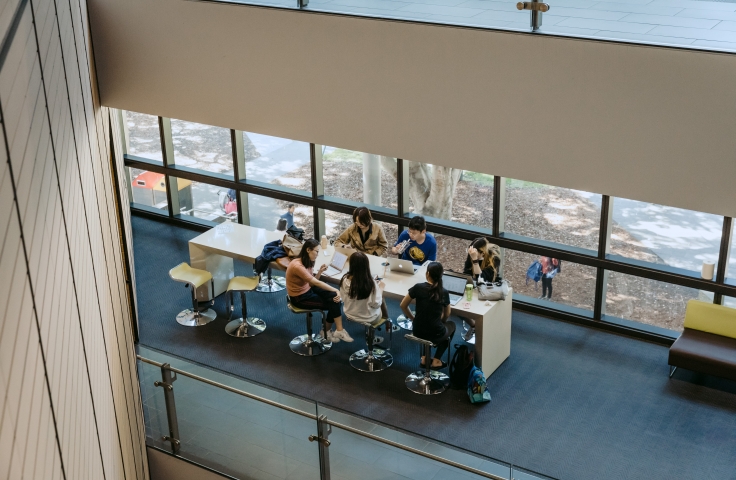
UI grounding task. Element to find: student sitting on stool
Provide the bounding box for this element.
[286,239,354,343]
[340,252,390,324]
[400,262,455,369]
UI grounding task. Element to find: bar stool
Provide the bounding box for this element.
[397,309,415,330]
[169,263,217,327]
[256,266,287,292]
[346,316,393,372]
[224,276,266,338]
[286,296,332,356]
[404,334,451,395]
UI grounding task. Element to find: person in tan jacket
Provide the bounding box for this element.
[335,207,388,256]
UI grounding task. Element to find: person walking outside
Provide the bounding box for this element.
[280,204,296,229]
[539,257,561,300]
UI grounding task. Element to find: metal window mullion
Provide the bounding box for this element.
[159,117,180,217]
[714,217,733,304]
[594,196,613,319]
[492,176,505,236]
[232,129,250,225]
[397,158,409,218]
[312,144,325,238]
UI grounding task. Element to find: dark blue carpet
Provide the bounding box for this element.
[132,215,736,480]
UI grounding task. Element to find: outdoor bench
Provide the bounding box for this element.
[668,300,736,381]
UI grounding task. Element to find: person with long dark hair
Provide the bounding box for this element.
[461,237,502,341]
[400,262,455,369]
[339,252,389,324]
[335,207,388,256]
[286,239,354,343]
[539,256,561,300]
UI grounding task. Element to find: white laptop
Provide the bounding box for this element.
[443,273,470,306]
[321,250,349,277]
[386,257,418,275]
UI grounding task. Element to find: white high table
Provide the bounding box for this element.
[188,223,512,377]
[189,223,283,300]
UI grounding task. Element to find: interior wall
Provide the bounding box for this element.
[88,0,736,218]
[0,0,147,479]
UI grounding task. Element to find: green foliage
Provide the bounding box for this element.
[323,148,362,163]
[461,171,494,186]
[505,178,549,189]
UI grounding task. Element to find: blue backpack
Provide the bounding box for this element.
[467,366,491,404]
[526,260,543,286]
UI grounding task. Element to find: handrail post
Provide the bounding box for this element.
[154,363,181,454]
[309,415,331,480]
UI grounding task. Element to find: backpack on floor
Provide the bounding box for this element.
[467,366,491,404]
[449,344,475,390]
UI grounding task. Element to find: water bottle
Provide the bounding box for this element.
[465,284,473,301]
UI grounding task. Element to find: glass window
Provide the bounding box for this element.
[505,250,596,312]
[172,176,236,224]
[170,119,233,176]
[406,161,493,230]
[245,132,311,193]
[724,297,736,309]
[247,194,314,238]
[322,147,397,209]
[125,111,162,161]
[324,210,353,241]
[504,179,600,250]
[128,168,167,210]
[608,198,722,274]
[604,272,703,332]
[728,226,736,282]
[434,234,471,274]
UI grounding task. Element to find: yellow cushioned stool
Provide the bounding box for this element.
[225,276,266,338]
[169,263,216,327]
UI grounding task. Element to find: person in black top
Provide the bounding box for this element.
[461,237,502,342]
[400,262,456,369]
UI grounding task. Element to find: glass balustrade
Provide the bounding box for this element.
[137,350,557,480]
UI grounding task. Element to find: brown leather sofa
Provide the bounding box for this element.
[668,300,736,381]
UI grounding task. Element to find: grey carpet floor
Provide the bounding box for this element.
[132,214,736,480]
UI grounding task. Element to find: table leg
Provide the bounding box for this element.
[475,290,513,377]
[189,243,233,300]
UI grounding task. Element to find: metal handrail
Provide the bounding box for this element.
[137,355,507,480]
[321,417,506,480]
[137,355,317,420]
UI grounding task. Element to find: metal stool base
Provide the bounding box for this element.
[349,348,393,372]
[290,334,332,356]
[176,308,216,327]
[256,277,286,293]
[397,314,413,331]
[462,321,476,344]
[225,317,266,338]
[405,370,450,395]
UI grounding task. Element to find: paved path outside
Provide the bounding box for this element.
[582,192,725,272]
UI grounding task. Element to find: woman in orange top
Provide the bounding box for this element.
[286,238,354,343]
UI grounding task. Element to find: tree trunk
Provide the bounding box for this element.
[363,153,382,205]
[379,160,462,220]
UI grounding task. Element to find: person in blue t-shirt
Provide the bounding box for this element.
[391,216,437,266]
[280,204,295,229]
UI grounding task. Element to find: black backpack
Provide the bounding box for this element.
[449,344,475,390]
[286,224,305,241]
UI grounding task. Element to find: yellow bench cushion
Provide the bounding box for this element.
[683,300,736,340]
